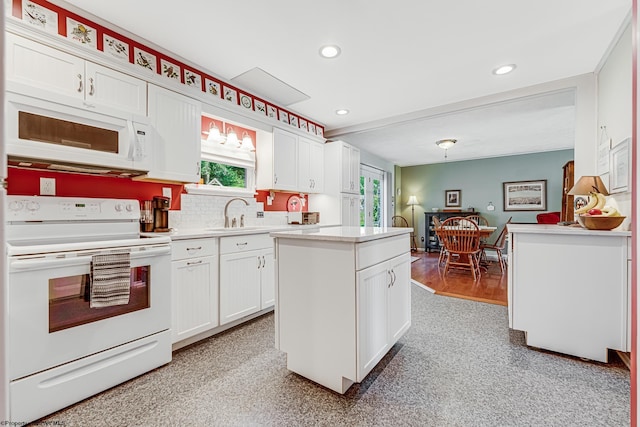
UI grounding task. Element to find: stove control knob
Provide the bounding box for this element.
[115,203,123,212]
[8,200,23,211]
[125,203,134,212]
[26,201,40,212]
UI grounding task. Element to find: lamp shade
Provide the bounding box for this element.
[567,175,609,196]
[407,195,419,206]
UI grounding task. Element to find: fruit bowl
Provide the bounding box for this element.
[577,215,625,230]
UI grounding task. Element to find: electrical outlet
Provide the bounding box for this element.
[40,177,56,196]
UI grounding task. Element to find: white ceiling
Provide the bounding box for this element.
[60,0,631,166]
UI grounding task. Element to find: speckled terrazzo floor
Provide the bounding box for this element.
[40,284,630,426]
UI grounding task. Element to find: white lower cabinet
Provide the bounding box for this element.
[219,234,274,325]
[356,253,411,380]
[171,239,218,344]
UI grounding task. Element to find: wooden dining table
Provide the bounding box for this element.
[442,225,497,238]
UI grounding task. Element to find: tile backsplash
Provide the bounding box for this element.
[169,194,289,230]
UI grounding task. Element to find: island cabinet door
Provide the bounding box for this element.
[356,262,390,382]
[387,253,411,343]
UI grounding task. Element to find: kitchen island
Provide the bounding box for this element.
[270,226,412,393]
[508,223,631,362]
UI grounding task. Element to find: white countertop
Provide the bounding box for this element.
[142,224,327,240]
[270,226,413,243]
[507,223,631,237]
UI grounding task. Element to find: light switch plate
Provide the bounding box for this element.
[162,187,172,199]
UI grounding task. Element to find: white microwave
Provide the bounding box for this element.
[6,91,151,173]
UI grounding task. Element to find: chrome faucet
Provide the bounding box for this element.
[224,198,249,228]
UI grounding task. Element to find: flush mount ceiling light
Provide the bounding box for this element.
[319,45,341,59]
[436,139,457,150]
[335,109,349,115]
[436,138,457,159]
[492,64,516,75]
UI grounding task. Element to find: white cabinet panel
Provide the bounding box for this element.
[260,249,275,309]
[172,255,218,343]
[272,128,298,191]
[6,33,84,101]
[257,127,323,193]
[297,136,324,193]
[508,227,629,362]
[85,62,147,116]
[341,194,360,227]
[219,250,262,325]
[356,262,389,381]
[6,33,146,116]
[387,253,411,343]
[146,84,201,183]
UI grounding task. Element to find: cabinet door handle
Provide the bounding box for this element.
[187,260,203,266]
[391,269,396,286]
[186,246,202,251]
[387,270,393,288]
[261,255,265,269]
[236,242,248,248]
[77,74,83,93]
[88,77,95,96]
[257,256,261,269]
[274,175,278,184]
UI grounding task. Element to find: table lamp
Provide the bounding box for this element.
[407,196,419,251]
[567,175,609,196]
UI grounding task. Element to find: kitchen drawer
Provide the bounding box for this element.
[172,238,218,261]
[220,233,272,254]
[356,234,410,271]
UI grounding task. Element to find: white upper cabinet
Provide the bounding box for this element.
[297,136,324,193]
[257,127,324,193]
[256,127,297,192]
[6,33,147,116]
[145,84,201,183]
[324,141,360,195]
[84,62,147,116]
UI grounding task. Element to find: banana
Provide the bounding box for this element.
[594,192,607,210]
[575,192,598,214]
[602,206,620,217]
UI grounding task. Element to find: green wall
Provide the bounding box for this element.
[398,149,574,249]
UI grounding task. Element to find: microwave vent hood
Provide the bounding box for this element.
[8,156,148,178]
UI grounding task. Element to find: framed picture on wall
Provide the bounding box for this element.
[609,137,630,194]
[445,190,461,207]
[503,180,547,211]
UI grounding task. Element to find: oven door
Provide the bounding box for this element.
[8,244,170,380]
[6,92,151,172]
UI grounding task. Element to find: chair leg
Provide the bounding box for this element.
[496,249,504,273]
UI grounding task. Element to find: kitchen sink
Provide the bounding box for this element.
[206,226,269,233]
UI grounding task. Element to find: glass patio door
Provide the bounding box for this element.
[360,165,385,227]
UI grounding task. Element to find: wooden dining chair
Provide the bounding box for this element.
[480,217,512,273]
[432,216,447,266]
[467,214,489,227]
[392,215,417,251]
[440,216,482,281]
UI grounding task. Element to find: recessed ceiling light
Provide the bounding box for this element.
[335,109,349,115]
[493,64,516,75]
[319,45,341,59]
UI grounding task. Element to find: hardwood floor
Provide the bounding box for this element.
[411,251,508,306]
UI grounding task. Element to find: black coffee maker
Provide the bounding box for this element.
[152,196,170,232]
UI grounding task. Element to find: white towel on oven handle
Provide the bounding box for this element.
[90,250,131,308]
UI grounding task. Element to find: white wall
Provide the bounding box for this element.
[598,22,632,228]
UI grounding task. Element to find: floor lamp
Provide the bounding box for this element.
[407,196,419,252]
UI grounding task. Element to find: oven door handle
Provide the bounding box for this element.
[10,246,170,270]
